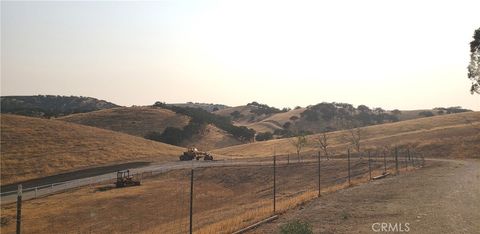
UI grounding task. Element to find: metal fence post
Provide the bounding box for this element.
[383,150,387,173]
[368,151,372,180]
[405,149,408,171]
[411,150,415,168]
[16,184,22,234]
[318,151,321,197]
[189,169,194,234]
[347,149,351,185]
[273,155,277,214]
[395,147,399,175]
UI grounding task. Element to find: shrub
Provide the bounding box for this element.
[418,111,434,117]
[255,132,273,141]
[279,220,313,234]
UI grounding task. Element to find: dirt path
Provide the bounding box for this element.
[251,159,480,233]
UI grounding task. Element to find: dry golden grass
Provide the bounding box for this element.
[59,106,190,138]
[0,114,185,185]
[215,106,306,133]
[188,167,418,234]
[60,106,241,150]
[0,158,422,234]
[182,124,242,150]
[244,108,306,133]
[212,112,480,159]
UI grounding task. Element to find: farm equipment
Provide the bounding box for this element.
[179,147,214,161]
[115,170,141,188]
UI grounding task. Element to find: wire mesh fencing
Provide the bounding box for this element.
[1,146,426,234]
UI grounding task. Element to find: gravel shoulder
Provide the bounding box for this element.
[250,159,480,234]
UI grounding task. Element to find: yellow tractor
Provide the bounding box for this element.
[115,170,141,188]
[180,147,214,161]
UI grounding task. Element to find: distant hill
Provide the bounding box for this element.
[170,102,230,112]
[214,102,472,140]
[214,102,289,125]
[0,114,184,185]
[212,111,480,159]
[60,106,242,150]
[0,95,119,118]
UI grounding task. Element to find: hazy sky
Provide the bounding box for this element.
[2,0,479,110]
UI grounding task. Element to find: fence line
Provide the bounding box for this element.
[6,146,426,234]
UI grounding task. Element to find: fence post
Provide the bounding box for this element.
[318,151,321,197]
[383,150,387,173]
[189,169,194,234]
[347,149,351,185]
[395,147,399,175]
[368,151,372,180]
[16,184,22,234]
[411,150,415,168]
[287,153,290,165]
[35,187,38,198]
[405,149,408,171]
[273,154,276,214]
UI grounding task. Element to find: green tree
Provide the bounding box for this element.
[468,27,480,94]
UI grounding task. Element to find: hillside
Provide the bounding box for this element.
[0,95,119,117]
[60,106,242,150]
[214,105,271,124]
[244,107,306,132]
[181,124,243,150]
[216,103,471,141]
[0,114,185,185]
[59,107,190,138]
[212,112,480,159]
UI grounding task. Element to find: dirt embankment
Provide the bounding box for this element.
[251,159,480,234]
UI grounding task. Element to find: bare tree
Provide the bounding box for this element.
[290,134,307,162]
[348,126,363,158]
[316,132,330,160]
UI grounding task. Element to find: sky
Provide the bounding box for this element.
[1,0,479,110]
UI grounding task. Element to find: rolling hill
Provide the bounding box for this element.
[215,103,472,140]
[0,114,185,185]
[59,107,190,138]
[212,112,480,159]
[0,95,119,117]
[60,106,242,150]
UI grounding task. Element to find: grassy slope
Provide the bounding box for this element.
[60,106,241,150]
[217,105,447,134]
[244,108,306,132]
[59,106,190,138]
[212,112,480,159]
[0,114,185,185]
[182,124,242,150]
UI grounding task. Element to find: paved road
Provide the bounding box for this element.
[250,159,480,233]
